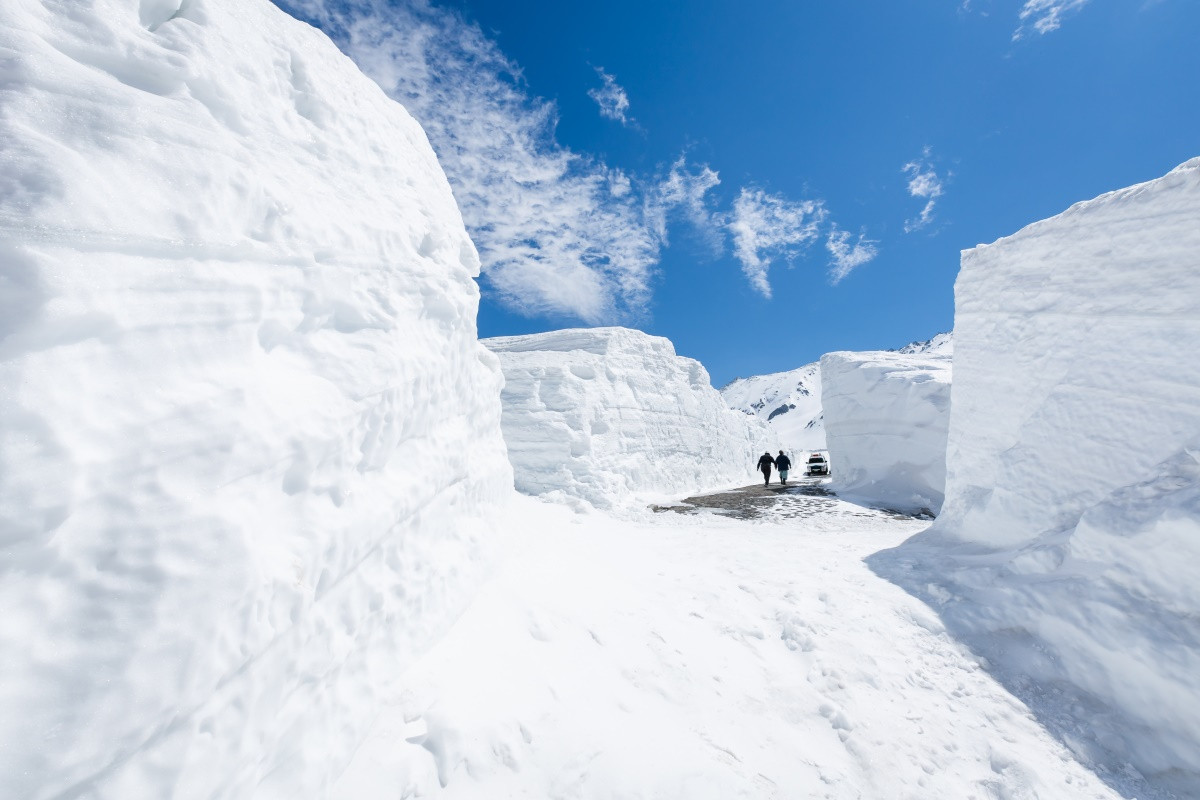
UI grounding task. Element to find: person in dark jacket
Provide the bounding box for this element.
[775,450,792,485]
[756,452,775,486]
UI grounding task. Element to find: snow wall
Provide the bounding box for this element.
[0,2,512,798]
[871,158,1200,797]
[820,347,952,514]
[484,328,770,508]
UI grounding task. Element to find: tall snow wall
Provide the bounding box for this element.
[871,158,1200,797]
[0,2,512,798]
[484,327,770,508]
[820,348,952,514]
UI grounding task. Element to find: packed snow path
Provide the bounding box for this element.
[334,494,1125,799]
[654,478,929,522]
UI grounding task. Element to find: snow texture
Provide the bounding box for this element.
[721,360,827,452]
[821,346,953,514]
[874,157,1200,798]
[0,1,511,797]
[484,327,770,509]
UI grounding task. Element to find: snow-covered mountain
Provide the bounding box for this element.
[0,2,511,797]
[721,333,952,455]
[894,331,953,355]
[721,362,826,452]
[873,157,1200,797]
[484,327,769,508]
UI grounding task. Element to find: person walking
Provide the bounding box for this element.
[775,450,792,485]
[756,452,775,487]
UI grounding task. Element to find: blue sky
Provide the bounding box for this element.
[280,0,1198,386]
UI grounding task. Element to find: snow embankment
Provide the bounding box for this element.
[0,2,511,797]
[873,158,1200,798]
[721,361,826,452]
[820,348,952,514]
[484,327,769,508]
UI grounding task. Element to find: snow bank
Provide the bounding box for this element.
[721,361,826,452]
[0,1,511,797]
[484,327,769,508]
[873,158,1200,797]
[821,348,952,514]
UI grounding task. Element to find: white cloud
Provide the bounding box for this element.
[275,0,663,323]
[1013,0,1091,39]
[728,189,827,298]
[645,155,724,254]
[826,225,879,284]
[588,67,632,126]
[902,147,945,233]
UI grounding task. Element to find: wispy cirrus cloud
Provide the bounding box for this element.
[645,155,724,254]
[276,1,870,314]
[1013,0,1091,39]
[276,0,664,323]
[902,147,946,233]
[826,225,879,284]
[728,189,827,299]
[588,67,632,126]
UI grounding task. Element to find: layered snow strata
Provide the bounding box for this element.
[820,349,952,514]
[484,327,770,508]
[721,361,826,452]
[0,1,511,798]
[875,158,1200,796]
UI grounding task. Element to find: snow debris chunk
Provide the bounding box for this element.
[0,1,511,797]
[875,157,1200,799]
[820,346,953,514]
[484,327,770,508]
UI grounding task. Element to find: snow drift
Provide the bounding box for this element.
[0,1,511,797]
[820,344,953,514]
[872,158,1200,797]
[484,327,770,508]
[721,361,826,452]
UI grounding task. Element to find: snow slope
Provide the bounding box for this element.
[0,2,511,797]
[821,348,953,514]
[873,158,1200,798]
[484,327,769,508]
[720,361,826,452]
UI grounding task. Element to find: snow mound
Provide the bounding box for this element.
[821,349,952,514]
[873,157,1200,798]
[484,327,769,508]
[0,1,511,797]
[721,361,826,452]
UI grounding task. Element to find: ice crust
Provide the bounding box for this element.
[485,327,770,508]
[721,361,826,452]
[876,158,1200,795]
[820,348,953,514]
[0,1,511,797]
